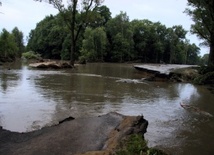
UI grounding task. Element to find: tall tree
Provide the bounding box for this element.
[0,29,18,62]
[12,27,25,57]
[27,15,67,59]
[185,0,214,66]
[106,12,134,62]
[35,0,104,66]
[81,27,107,61]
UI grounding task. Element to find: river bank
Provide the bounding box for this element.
[0,112,154,155]
[1,62,214,155]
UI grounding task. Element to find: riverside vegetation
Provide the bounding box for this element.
[1,1,213,83]
[0,0,214,154]
[115,134,167,155]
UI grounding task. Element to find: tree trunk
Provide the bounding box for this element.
[208,33,214,66]
[70,41,75,66]
[70,0,78,66]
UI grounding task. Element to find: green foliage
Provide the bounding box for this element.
[61,34,71,60]
[185,0,214,66]
[12,27,25,57]
[115,134,167,155]
[27,4,203,64]
[200,54,209,65]
[78,55,87,64]
[106,12,134,62]
[185,0,213,45]
[194,65,214,84]
[22,51,41,60]
[81,27,107,62]
[194,71,214,85]
[0,28,24,62]
[27,15,67,59]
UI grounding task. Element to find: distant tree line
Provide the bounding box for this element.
[26,5,205,65]
[0,3,209,65]
[0,27,25,62]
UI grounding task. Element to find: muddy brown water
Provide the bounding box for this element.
[0,61,214,155]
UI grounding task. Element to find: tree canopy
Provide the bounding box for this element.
[26,6,203,65]
[185,0,214,66]
[0,1,209,65]
[0,27,25,62]
[34,0,104,66]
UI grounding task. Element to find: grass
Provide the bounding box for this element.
[115,134,168,155]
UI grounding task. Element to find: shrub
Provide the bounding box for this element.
[194,71,214,85]
[22,51,41,60]
[115,134,167,155]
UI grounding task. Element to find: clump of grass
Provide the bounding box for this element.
[115,134,167,155]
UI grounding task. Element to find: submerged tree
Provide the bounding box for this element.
[34,0,104,66]
[185,0,214,66]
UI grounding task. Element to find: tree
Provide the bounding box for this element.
[35,0,104,66]
[201,53,209,65]
[92,5,111,27]
[12,27,25,57]
[132,20,168,63]
[81,27,107,61]
[186,43,200,65]
[0,29,18,62]
[27,15,65,59]
[106,12,134,62]
[185,0,214,66]
[164,26,188,64]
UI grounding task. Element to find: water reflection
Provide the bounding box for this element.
[0,65,57,132]
[0,62,214,154]
[177,83,199,103]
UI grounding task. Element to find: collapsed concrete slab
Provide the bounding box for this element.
[134,64,199,82]
[0,112,148,155]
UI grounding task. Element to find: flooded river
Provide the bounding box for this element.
[0,61,214,154]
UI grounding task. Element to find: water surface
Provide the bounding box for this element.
[0,62,214,154]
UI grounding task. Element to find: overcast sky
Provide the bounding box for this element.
[0,0,209,55]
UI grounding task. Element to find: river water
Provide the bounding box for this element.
[0,61,214,154]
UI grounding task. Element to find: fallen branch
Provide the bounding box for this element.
[180,102,213,118]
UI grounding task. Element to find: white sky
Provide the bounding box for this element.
[0,0,209,55]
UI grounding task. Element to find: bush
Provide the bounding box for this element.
[115,134,167,155]
[78,55,87,64]
[194,71,214,85]
[22,51,41,60]
[194,65,214,85]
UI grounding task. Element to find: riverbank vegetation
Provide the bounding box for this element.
[194,66,214,84]
[26,7,204,65]
[0,27,25,62]
[115,134,167,155]
[1,1,214,85]
[22,51,41,60]
[0,1,211,67]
